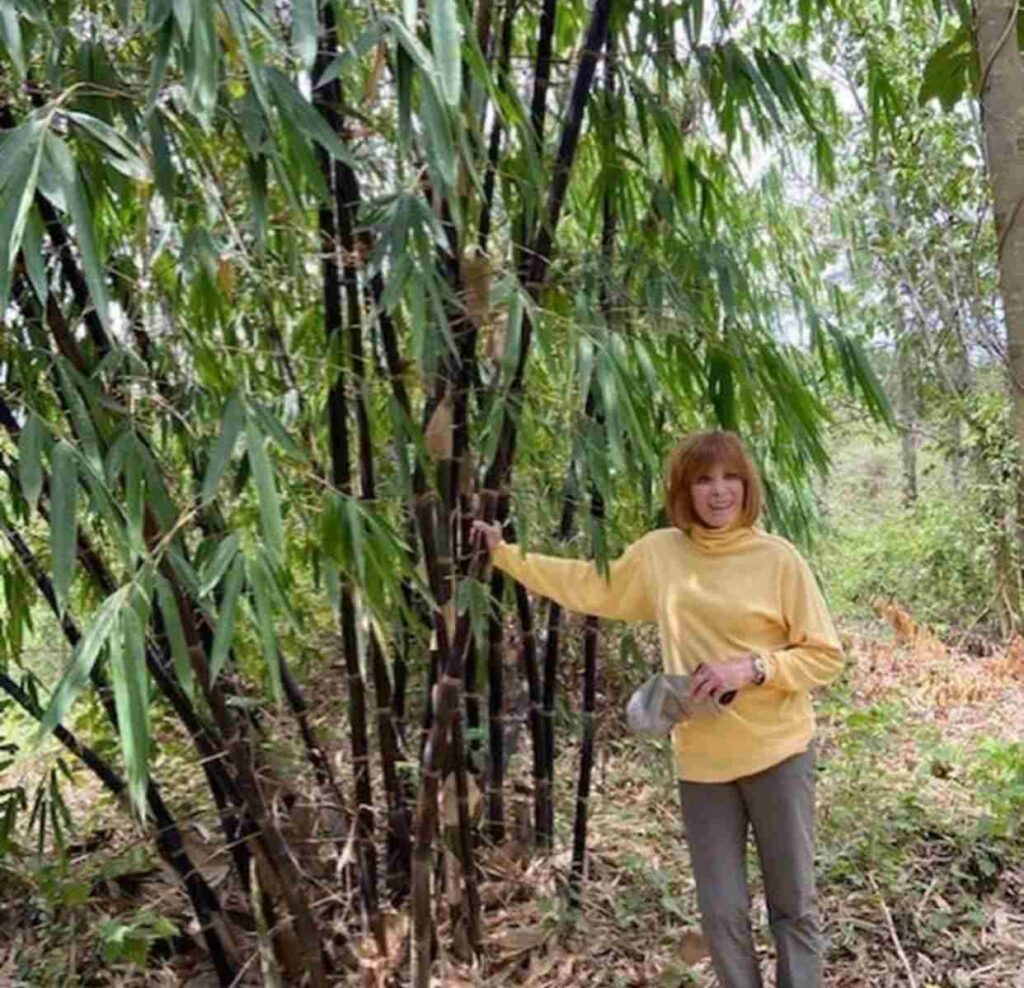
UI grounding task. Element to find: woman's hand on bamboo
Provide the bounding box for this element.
[470,519,503,552]
[689,656,756,703]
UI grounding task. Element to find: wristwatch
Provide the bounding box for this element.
[750,653,767,686]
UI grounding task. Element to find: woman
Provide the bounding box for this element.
[472,430,842,988]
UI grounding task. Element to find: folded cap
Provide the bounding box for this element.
[625,672,734,735]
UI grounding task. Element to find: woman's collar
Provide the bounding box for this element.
[685,521,757,553]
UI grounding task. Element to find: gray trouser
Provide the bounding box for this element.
[677,749,821,988]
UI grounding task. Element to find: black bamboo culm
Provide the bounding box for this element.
[476,0,613,859]
[568,611,600,909]
[509,529,550,849]
[483,0,615,487]
[5,116,335,988]
[485,570,506,840]
[538,490,579,846]
[280,661,352,823]
[313,0,385,951]
[4,259,266,894]
[335,115,412,905]
[437,187,486,957]
[479,0,517,254]
[177,580,344,982]
[1,667,240,985]
[570,34,616,906]
[450,715,484,952]
[514,0,559,272]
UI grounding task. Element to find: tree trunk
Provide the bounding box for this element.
[897,339,918,508]
[975,0,1024,616]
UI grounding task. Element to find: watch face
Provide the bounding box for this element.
[753,657,766,684]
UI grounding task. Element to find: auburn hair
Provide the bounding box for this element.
[664,430,763,530]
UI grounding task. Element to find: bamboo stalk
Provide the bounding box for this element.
[481,0,615,500]
[477,0,514,252]
[513,558,549,844]
[314,0,384,950]
[485,570,506,841]
[528,0,559,150]
[538,491,579,846]
[570,37,615,907]
[336,154,412,905]
[173,582,344,981]
[568,611,599,909]
[0,670,126,814]
[449,715,483,953]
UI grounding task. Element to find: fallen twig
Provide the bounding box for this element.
[869,872,917,988]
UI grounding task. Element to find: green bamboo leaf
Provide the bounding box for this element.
[0,0,25,80]
[145,0,172,31]
[125,440,145,556]
[43,133,110,334]
[385,15,436,79]
[21,204,47,303]
[36,586,128,742]
[419,82,456,189]
[209,554,244,682]
[17,413,44,509]
[171,0,192,37]
[345,497,367,584]
[248,401,309,462]
[50,442,78,611]
[247,553,282,705]
[155,574,194,701]
[148,113,175,202]
[53,360,102,478]
[201,395,244,503]
[65,111,150,182]
[245,416,284,565]
[167,546,201,598]
[256,552,302,634]
[428,0,461,107]
[199,532,241,597]
[0,118,44,314]
[264,66,357,167]
[186,0,217,123]
[320,492,349,570]
[291,0,317,72]
[919,32,971,111]
[145,17,174,114]
[113,604,150,816]
[315,20,387,89]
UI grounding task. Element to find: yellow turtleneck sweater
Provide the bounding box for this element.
[491,525,843,782]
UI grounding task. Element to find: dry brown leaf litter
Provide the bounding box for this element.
[1,618,1022,986]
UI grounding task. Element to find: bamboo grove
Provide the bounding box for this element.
[0,0,895,983]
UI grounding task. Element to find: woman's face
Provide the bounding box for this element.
[690,462,745,529]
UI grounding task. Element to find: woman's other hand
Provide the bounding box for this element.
[689,656,755,703]
[470,519,503,552]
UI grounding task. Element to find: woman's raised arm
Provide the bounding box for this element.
[472,522,656,623]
